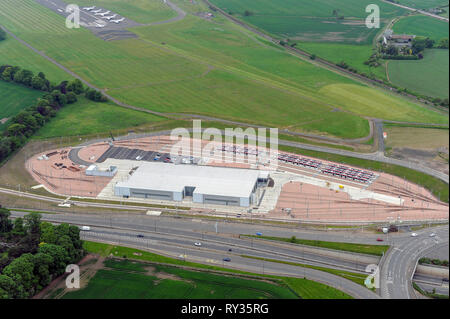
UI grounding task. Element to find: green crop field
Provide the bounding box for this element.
[393,15,449,41]
[34,97,164,138]
[395,0,449,9]
[388,49,449,98]
[210,0,406,44]
[0,81,43,131]
[298,42,387,80]
[0,0,446,141]
[63,259,298,299]
[68,0,177,24]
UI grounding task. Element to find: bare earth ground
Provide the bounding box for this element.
[385,127,449,175]
[24,136,449,223]
[34,253,103,299]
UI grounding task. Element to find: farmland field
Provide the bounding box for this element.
[395,0,449,9]
[210,0,406,44]
[384,125,449,150]
[0,0,447,140]
[68,0,177,24]
[388,49,449,98]
[392,15,449,41]
[298,42,387,80]
[62,259,298,299]
[0,81,43,131]
[34,97,164,138]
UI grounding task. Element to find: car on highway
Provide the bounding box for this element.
[137,234,145,238]
[411,233,418,237]
[228,248,232,252]
[194,242,202,246]
[376,238,384,242]
[429,233,436,237]
[223,257,231,262]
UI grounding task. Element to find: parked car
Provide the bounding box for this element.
[137,234,145,238]
[194,242,202,246]
[80,226,91,231]
[429,233,436,237]
[228,248,233,252]
[411,233,418,237]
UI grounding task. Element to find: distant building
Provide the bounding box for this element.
[86,165,117,177]
[383,30,416,47]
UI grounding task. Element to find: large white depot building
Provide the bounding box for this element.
[114,162,268,207]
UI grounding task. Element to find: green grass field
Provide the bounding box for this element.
[298,42,387,80]
[393,15,449,41]
[0,0,446,140]
[0,81,43,131]
[245,235,389,256]
[69,0,177,24]
[388,49,449,98]
[0,36,71,83]
[63,259,297,299]
[34,97,164,138]
[210,0,406,44]
[396,0,449,10]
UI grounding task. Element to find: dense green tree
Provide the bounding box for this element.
[66,91,77,104]
[39,244,69,276]
[31,75,48,91]
[3,254,36,298]
[5,123,26,137]
[32,253,53,289]
[40,222,57,245]
[0,138,12,162]
[13,69,34,87]
[66,79,84,94]
[0,208,13,233]
[0,275,19,299]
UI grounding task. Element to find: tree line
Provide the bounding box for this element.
[0,64,107,164]
[0,208,85,298]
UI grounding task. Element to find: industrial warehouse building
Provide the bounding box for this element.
[114,162,268,207]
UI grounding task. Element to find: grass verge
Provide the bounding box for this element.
[242,235,389,256]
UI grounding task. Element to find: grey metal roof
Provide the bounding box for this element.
[115,162,263,198]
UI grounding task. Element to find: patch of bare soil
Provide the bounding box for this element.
[37,254,105,299]
[390,148,449,175]
[145,266,195,286]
